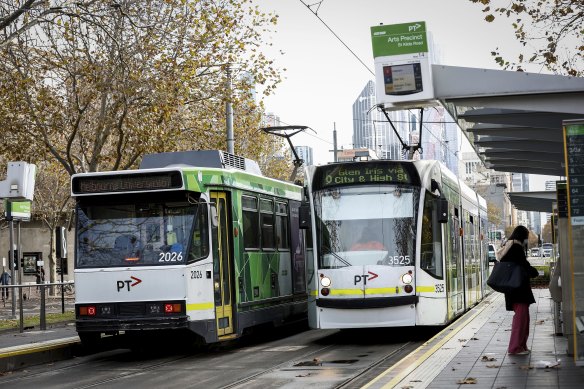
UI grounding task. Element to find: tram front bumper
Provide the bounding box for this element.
[76,316,189,333]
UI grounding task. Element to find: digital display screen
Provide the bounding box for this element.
[312,162,419,191]
[72,171,183,194]
[383,63,423,95]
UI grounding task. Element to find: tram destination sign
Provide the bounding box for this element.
[313,162,419,190]
[564,121,584,225]
[72,171,183,195]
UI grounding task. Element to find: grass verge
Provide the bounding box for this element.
[0,312,75,332]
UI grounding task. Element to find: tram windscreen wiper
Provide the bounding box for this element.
[323,249,351,268]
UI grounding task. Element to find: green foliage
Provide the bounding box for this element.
[469,0,583,75]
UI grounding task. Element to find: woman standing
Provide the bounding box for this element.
[498,225,539,355]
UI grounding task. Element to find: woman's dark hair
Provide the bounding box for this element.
[508,225,529,241]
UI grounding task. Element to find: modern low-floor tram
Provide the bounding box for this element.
[302,159,489,329]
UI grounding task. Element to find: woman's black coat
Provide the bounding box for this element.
[499,242,539,311]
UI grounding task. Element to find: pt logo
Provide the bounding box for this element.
[354,271,378,285]
[117,276,142,292]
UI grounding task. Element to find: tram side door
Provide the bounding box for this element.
[211,192,234,337]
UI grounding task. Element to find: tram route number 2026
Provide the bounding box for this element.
[158,252,184,262]
[435,283,445,293]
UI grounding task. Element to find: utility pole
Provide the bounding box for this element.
[226,64,234,154]
[333,122,338,162]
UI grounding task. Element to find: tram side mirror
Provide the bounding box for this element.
[299,203,311,230]
[436,198,449,224]
[210,204,218,227]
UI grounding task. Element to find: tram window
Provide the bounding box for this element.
[260,199,275,249]
[275,202,289,250]
[189,203,210,262]
[242,196,259,249]
[420,192,443,279]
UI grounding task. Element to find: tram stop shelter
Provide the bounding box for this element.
[382,64,584,364]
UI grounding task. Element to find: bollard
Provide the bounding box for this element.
[40,284,46,331]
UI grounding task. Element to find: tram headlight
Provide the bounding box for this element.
[401,273,413,284]
[320,276,332,287]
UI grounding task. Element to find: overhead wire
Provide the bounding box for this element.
[298,0,375,76]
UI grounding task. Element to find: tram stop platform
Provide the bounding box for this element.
[364,288,583,389]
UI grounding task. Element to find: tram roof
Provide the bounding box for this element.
[413,65,583,212]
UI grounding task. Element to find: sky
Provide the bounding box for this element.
[252,0,559,191]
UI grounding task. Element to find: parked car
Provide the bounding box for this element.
[530,247,541,257]
[542,243,553,257]
[488,243,497,263]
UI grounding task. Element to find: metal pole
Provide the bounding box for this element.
[9,218,16,318]
[61,257,65,314]
[40,284,46,330]
[17,221,23,333]
[333,123,338,162]
[226,64,234,154]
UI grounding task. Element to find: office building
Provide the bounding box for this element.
[294,146,314,166]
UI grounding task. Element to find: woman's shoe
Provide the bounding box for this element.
[509,350,530,355]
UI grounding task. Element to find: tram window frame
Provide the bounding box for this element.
[420,191,444,279]
[260,199,275,250]
[242,195,260,249]
[275,202,290,250]
[188,202,210,263]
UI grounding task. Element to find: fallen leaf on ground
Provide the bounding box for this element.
[519,365,533,370]
[471,337,479,340]
[535,320,545,325]
[481,355,496,361]
[486,364,500,368]
[458,339,467,342]
[457,377,477,384]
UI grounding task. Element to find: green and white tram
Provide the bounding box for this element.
[72,150,307,345]
[303,159,489,329]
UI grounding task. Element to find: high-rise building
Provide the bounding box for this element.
[418,106,459,174]
[352,81,459,176]
[294,146,314,166]
[352,80,409,160]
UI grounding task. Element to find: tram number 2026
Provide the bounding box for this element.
[191,270,203,279]
[435,283,445,293]
[158,252,184,262]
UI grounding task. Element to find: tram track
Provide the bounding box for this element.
[334,341,418,389]
[0,327,431,388]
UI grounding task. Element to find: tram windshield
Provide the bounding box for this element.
[314,186,419,268]
[76,198,209,268]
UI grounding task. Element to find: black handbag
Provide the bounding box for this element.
[487,261,526,293]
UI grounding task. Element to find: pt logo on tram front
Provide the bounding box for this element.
[117,276,142,292]
[354,271,378,285]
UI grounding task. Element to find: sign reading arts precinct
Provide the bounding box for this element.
[313,162,419,190]
[371,21,428,58]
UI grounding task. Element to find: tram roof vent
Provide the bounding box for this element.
[140,150,262,175]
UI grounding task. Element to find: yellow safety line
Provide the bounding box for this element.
[416,286,435,293]
[0,336,79,359]
[187,302,214,310]
[361,293,500,389]
[365,288,398,295]
[329,289,363,296]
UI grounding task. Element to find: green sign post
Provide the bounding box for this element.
[371,21,428,58]
[4,200,31,220]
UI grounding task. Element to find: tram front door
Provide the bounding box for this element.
[211,192,234,337]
